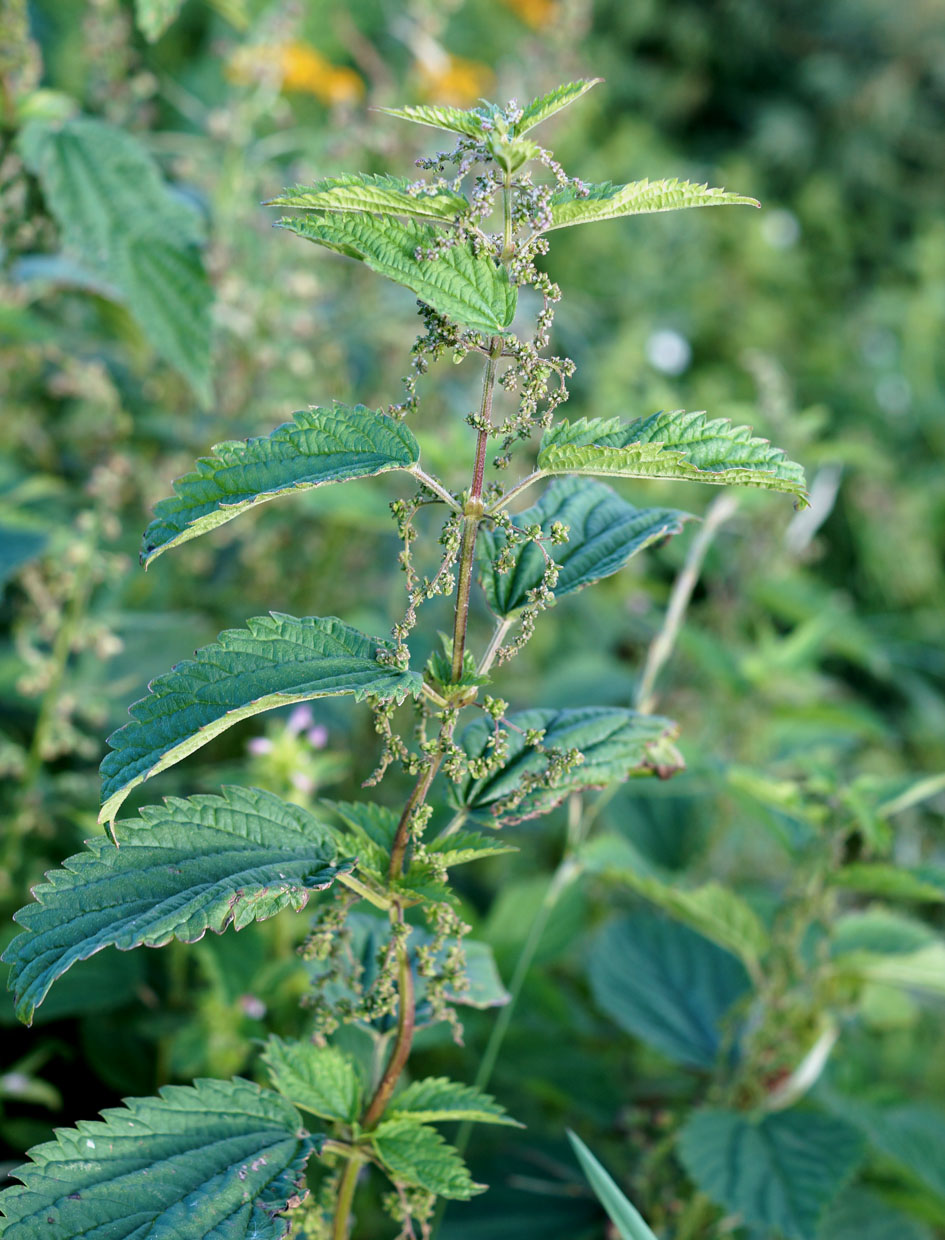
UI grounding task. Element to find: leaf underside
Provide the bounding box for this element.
[372,1119,484,1199]
[456,706,681,825]
[5,786,352,1025]
[262,1035,361,1124]
[538,410,808,502]
[391,1077,520,1127]
[677,1107,864,1240]
[479,476,689,617]
[267,173,467,222]
[276,212,516,335]
[546,177,759,230]
[18,117,212,403]
[141,405,420,566]
[0,1077,318,1240]
[99,614,422,824]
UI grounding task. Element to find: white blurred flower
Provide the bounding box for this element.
[646,329,692,376]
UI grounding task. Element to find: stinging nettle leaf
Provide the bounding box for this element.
[371,1118,484,1199]
[18,118,213,404]
[537,411,807,502]
[589,914,750,1069]
[0,1077,320,1240]
[677,1107,864,1240]
[391,1077,521,1127]
[4,786,352,1025]
[479,476,689,617]
[276,212,516,335]
[375,102,488,139]
[99,614,422,825]
[545,177,759,231]
[455,707,682,826]
[267,173,467,222]
[262,1036,361,1124]
[513,78,603,135]
[141,405,420,567]
[568,1131,659,1240]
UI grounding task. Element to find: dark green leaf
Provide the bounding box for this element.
[141,406,420,567]
[99,614,422,824]
[588,914,750,1069]
[455,707,681,825]
[479,477,688,617]
[276,213,516,335]
[0,525,48,586]
[546,178,759,231]
[18,118,212,403]
[391,1078,520,1127]
[678,1107,864,1240]
[262,1035,361,1123]
[372,1119,484,1199]
[537,411,807,502]
[567,1131,659,1240]
[835,1100,945,1200]
[5,786,352,1025]
[818,1187,932,1240]
[267,174,467,222]
[514,79,602,134]
[0,1077,319,1239]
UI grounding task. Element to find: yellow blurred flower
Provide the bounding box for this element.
[226,41,364,105]
[500,0,558,27]
[417,53,494,107]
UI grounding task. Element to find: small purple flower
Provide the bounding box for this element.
[306,724,329,749]
[247,737,273,756]
[287,704,314,735]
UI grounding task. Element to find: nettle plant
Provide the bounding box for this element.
[0,81,806,1240]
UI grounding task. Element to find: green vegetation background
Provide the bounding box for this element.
[1,0,943,1236]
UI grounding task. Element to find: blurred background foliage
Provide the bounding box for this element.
[1,0,944,1237]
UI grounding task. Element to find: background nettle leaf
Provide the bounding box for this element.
[537,411,808,500]
[479,476,689,617]
[545,177,760,230]
[99,614,422,823]
[276,212,517,335]
[4,786,353,1025]
[456,707,682,825]
[267,174,467,222]
[588,914,751,1069]
[141,406,421,566]
[17,117,213,403]
[677,1107,864,1239]
[0,1078,320,1240]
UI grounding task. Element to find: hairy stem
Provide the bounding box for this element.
[450,343,500,682]
[331,1159,360,1240]
[361,912,416,1129]
[487,469,546,515]
[477,616,513,676]
[388,750,444,881]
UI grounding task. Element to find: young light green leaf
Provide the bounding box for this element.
[371,1119,484,1199]
[479,477,689,618]
[426,829,517,868]
[134,0,185,41]
[0,1077,320,1240]
[4,786,352,1026]
[829,863,945,904]
[267,174,467,222]
[391,1078,521,1127]
[513,79,603,135]
[18,118,212,404]
[375,102,488,139]
[327,800,398,856]
[589,914,750,1069]
[677,1107,864,1240]
[99,615,422,825]
[567,1131,659,1240]
[455,707,682,826]
[537,411,808,502]
[545,177,759,231]
[141,405,420,567]
[262,1036,361,1123]
[277,212,516,335]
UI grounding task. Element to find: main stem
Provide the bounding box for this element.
[332,345,502,1240]
[450,342,500,683]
